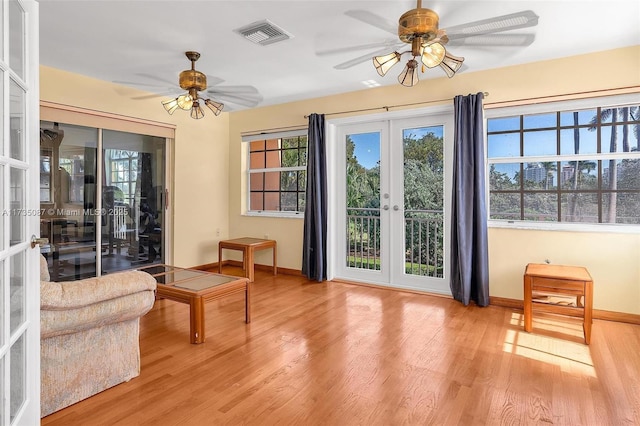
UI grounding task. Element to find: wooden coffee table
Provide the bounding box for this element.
[138,264,250,344]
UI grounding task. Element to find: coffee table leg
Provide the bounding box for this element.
[190,296,205,344]
[245,282,251,323]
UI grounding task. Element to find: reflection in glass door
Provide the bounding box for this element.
[39,123,166,280]
[335,114,452,294]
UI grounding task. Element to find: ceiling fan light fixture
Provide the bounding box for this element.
[177,94,193,110]
[421,42,446,68]
[162,98,180,115]
[398,59,419,87]
[439,52,464,78]
[204,99,224,116]
[373,52,401,77]
[190,100,205,119]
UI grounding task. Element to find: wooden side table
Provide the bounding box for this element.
[218,237,277,282]
[524,263,594,344]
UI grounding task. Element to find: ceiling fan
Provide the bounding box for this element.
[118,51,263,116]
[319,1,539,87]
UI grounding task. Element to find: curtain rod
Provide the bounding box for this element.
[303,92,489,119]
[483,85,640,108]
[240,124,308,138]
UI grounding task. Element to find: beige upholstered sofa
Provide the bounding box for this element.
[40,255,156,417]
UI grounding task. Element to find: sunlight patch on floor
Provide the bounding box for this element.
[504,314,595,377]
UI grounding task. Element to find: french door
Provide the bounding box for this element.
[331,110,453,294]
[1,0,41,423]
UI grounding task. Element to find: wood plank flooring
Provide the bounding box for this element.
[42,267,640,425]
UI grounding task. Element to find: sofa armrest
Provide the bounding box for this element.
[41,270,156,310]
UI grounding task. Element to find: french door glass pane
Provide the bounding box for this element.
[9,0,24,80]
[403,126,444,277]
[345,132,380,270]
[10,334,25,422]
[103,130,165,272]
[40,122,98,280]
[9,251,25,334]
[10,167,25,246]
[9,79,25,161]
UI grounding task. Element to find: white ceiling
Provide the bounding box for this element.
[37,0,640,111]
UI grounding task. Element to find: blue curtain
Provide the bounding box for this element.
[450,93,490,306]
[302,114,327,281]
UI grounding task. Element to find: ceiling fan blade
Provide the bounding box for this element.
[317,40,401,57]
[447,33,536,47]
[445,10,539,40]
[206,75,225,86]
[344,10,398,36]
[135,73,181,87]
[206,87,263,107]
[334,47,397,70]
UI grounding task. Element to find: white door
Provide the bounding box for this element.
[1,1,40,424]
[332,110,453,295]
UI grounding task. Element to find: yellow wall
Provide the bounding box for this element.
[40,46,639,314]
[228,46,640,314]
[40,66,230,267]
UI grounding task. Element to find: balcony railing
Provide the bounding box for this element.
[346,208,444,277]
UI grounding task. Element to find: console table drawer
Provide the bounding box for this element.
[531,277,586,293]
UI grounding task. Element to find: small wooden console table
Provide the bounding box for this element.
[524,263,594,344]
[218,237,277,282]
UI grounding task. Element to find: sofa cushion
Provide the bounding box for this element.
[41,270,156,310]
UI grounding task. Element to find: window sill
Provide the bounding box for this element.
[244,211,304,219]
[488,220,640,234]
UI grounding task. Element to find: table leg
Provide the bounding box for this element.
[218,244,223,274]
[190,296,205,344]
[245,282,251,323]
[524,274,533,332]
[247,248,255,282]
[272,243,277,276]
[583,281,593,345]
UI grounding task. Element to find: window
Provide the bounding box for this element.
[106,149,139,205]
[245,129,307,216]
[486,95,640,226]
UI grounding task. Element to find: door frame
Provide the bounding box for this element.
[1,0,41,423]
[326,104,453,294]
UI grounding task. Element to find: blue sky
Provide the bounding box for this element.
[349,126,444,169]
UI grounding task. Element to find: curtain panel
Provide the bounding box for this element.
[302,114,327,281]
[450,93,490,306]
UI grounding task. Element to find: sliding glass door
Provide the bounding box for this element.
[39,122,166,280]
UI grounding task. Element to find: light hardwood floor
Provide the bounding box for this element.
[42,267,640,425]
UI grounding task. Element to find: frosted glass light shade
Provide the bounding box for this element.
[373,52,401,76]
[190,100,205,119]
[439,52,465,78]
[177,94,194,110]
[421,42,446,68]
[162,98,180,115]
[397,59,419,87]
[204,99,224,116]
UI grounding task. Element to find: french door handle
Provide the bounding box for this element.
[393,205,400,211]
[31,235,49,248]
[383,205,389,211]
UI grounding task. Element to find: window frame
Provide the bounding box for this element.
[243,128,308,218]
[485,93,640,233]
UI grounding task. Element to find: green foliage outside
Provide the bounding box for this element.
[346,130,445,277]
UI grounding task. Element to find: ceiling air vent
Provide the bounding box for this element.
[234,20,293,46]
